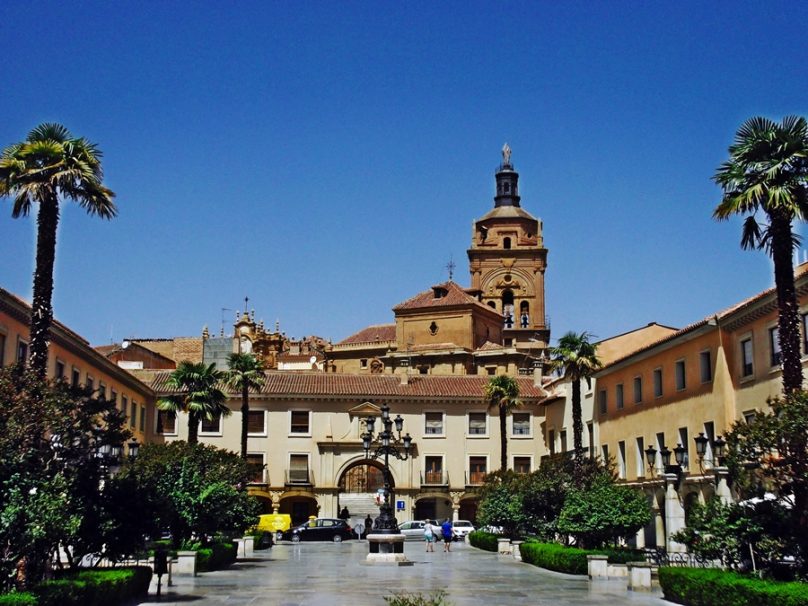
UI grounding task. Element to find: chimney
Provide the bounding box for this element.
[400,369,409,385]
[533,362,544,387]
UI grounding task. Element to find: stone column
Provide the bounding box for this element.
[664,473,685,553]
[449,491,462,521]
[654,507,666,548]
[270,490,283,514]
[714,467,732,505]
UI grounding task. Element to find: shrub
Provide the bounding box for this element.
[384,590,450,606]
[33,566,152,606]
[196,541,238,572]
[468,531,499,552]
[0,594,37,606]
[518,542,644,575]
[659,567,808,606]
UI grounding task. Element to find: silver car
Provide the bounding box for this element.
[398,520,443,541]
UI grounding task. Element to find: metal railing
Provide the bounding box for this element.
[421,471,449,486]
[466,471,487,486]
[285,469,314,485]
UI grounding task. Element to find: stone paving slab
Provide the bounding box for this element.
[138,540,669,606]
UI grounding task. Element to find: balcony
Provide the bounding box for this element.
[420,471,449,487]
[466,471,487,486]
[285,469,314,486]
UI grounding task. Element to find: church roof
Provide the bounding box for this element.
[145,370,546,400]
[475,341,504,351]
[477,205,538,222]
[392,281,497,314]
[336,323,396,345]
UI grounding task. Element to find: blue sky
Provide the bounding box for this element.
[1,1,806,347]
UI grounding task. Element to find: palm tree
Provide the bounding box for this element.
[226,352,266,459]
[158,361,229,444]
[714,115,808,393]
[0,124,116,378]
[547,331,602,473]
[484,374,521,472]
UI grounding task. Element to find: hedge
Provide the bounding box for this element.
[518,542,645,575]
[0,594,37,606]
[468,531,499,552]
[196,541,238,572]
[659,567,808,606]
[0,567,154,606]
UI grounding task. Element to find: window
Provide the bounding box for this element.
[289,454,309,483]
[16,339,28,364]
[635,437,645,477]
[616,384,624,409]
[653,368,663,398]
[424,456,444,484]
[55,359,65,380]
[655,432,666,473]
[110,388,118,409]
[601,444,609,463]
[618,441,626,479]
[675,359,686,390]
[598,390,607,414]
[503,237,511,249]
[678,427,689,469]
[156,410,177,435]
[129,399,136,429]
[424,412,444,436]
[247,410,266,435]
[122,395,129,423]
[200,415,221,434]
[139,405,146,432]
[360,359,368,369]
[560,430,568,453]
[468,456,487,484]
[72,367,81,388]
[512,412,530,436]
[86,376,94,391]
[587,422,594,459]
[700,350,712,383]
[514,456,531,474]
[548,429,556,455]
[290,411,310,435]
[769,327,781,367]
[246,453,265,483]
[0,333,5,366]
[633,376,642,404]
[743,410,756,424]
[741,338,753,377]
[703,421,715,468]
[98,382,106,399]
[468,412,487,436]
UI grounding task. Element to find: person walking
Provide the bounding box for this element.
[441,518,453,552]
[424,520,435,552]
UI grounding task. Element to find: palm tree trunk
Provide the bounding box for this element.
[241,385,249,459]
[500,406,507,471]
[187,410,199,444]
[770,213,804,393]
[29,193,60,379]
[572,378,584,478]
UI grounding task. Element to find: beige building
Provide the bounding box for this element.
[593,262,808,552]
[0,288,156,447]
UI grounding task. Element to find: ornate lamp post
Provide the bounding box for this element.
[361,403,412,534]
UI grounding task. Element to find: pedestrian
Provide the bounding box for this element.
[424,520,435,552]
[339,506,350,520]
[441,518,453,552]
[365,514,373,535]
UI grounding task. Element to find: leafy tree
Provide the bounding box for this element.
[157,361,229,444]
[556,475,651,549]
[713,115,808,393]
[123,442,259,548]
[226,353,266,459]
[547,331,602,475]
[723,391,808,575]
[0,124,116,378]
[475,471,529,539]
[0,366,131,590]
[483,375,521,472]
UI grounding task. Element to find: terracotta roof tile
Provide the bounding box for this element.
[392,281,498,315]
[476,341,504,351]
[337,324,396,345]
[146,370,546,400]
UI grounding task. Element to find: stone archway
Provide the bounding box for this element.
[338,460,387,493]
[336,459,391,528]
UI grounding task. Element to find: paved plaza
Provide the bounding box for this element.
[139,540,669,606]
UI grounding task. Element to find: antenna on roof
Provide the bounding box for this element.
[446,256,456,281]
[221,308,232,337]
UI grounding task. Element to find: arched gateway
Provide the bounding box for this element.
[336,460,391,528]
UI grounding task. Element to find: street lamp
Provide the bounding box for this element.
[128,439,140,460]
[644,444,658,476]
[362,403,412,534]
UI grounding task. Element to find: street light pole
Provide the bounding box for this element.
[362,404,413,534]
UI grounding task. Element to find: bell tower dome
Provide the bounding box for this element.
[467,145,550,351]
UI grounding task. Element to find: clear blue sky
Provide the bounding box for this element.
[2,1,806,346]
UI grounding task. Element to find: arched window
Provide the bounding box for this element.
[503,237,511,250]
[520,301,530,328]
[502,290,514,329]
[487,301,496,310]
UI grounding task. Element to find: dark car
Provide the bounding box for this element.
[285,518,353,543]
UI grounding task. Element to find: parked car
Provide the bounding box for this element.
[398,520,443,541]
[451,520,475,540]
[284,518,353,543]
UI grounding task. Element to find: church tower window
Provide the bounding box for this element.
[503,290,515,329]
[503,237,511,250]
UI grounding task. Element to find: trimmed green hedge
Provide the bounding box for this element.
[468,531,499,552]
[0,594,37,606]
[659,567,808,606]
[196,541,238,572]
[518,542,644,575]
[0,567,153,606]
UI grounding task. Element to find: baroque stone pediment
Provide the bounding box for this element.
[348,401,381,418]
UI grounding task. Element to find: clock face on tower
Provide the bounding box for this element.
[240,336,253,354]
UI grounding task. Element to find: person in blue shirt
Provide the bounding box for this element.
[441,519,453,552]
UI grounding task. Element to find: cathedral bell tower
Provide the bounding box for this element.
[467,145,550,351]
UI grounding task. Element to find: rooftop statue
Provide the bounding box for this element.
[502,143,512,166]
